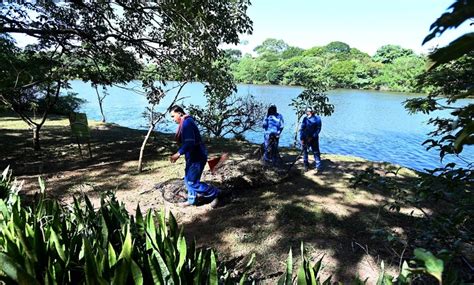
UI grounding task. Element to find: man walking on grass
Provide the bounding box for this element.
[169,105,220,208]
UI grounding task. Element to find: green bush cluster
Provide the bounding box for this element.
[37,93,87,116]
[0,169,253,284]
[226,41,427,93]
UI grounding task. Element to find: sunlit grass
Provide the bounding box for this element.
[0,114,103,129]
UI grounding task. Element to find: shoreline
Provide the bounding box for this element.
[0,113,420,174]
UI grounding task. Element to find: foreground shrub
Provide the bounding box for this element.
[0,175,253,284]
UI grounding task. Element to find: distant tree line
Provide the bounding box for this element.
[226,39,429,93]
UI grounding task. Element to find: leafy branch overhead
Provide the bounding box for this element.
[187,58,267,138]
[423,0,474,70]
[0,1,253,150]
[404,0,474,156]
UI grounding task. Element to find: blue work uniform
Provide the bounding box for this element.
[262,113,284,162]
[299,115,322,170]
[177,116,219,205]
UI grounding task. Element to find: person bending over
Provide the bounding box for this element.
[169,105,220,208]
[262,104,284,164]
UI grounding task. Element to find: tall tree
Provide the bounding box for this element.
[0,0,253,152]
[71,47,142,123]
[405,0,473,156]
[289,82,334,142]
[253,38,289,55]
[188,59,266,138]
[373,45,415,64]
[394,1,474,277]
[0,36,67,150]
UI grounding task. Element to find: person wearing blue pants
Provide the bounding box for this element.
[262,105,284,164]
[169,106,220,208]
[299,107,322,172]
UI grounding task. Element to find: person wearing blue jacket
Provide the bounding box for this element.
[169,106,220,208]
[299,107,322,172]
[262,105,284,163]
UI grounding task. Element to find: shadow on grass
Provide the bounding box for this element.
[180,158,422,282]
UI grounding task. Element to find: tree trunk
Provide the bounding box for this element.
[294,114,302,145]
[95,86,106,123]
[138,123,155,172]
[32,125,41,151]
[99,101,106,123]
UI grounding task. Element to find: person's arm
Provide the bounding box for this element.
[262,117,268,130]
[278,114,284,134]
[317,118,322,135]
[178,120,196,155]
[299,117,306,143]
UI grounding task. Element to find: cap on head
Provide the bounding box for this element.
[305,107,313,113]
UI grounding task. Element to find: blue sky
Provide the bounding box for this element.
[225,0,472,56]
[11,0,471,56]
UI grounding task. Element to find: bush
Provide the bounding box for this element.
[38,92,86,116]
[0,173,253,284]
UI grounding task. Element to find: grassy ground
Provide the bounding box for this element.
[0,113,423,283]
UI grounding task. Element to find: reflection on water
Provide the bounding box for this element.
[71,81,473,172]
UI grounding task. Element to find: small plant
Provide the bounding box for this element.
[0,166,11,200]
[277,243,447,285]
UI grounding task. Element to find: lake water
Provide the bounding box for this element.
[70,81,473,172]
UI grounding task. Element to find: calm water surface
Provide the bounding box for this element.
[71,81,473,172]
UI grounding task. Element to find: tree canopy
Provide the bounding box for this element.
[230,39,427,92]
[0,0,253,149]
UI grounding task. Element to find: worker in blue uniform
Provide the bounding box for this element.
[299,107,322,172]
[262,105,284,164]
[169,106,220,207]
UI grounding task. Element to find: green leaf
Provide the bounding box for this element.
[285,248,293,285]
[99,214,109,247]
[427,33,474,70]
[454,121,474,153]
[147,255,164,284]
[176,236,187,274]
[239,253,255,285]
[297,242,307,285]
[158,209,168,237]
[112,259,130,285]
[145,211,157,251]
[49,228,66,262]
[278,248,293,285]
[297,263,307,285]
[118,225,132,262]
[194,251,203,284]
[168,212,179,239]
[82,238,107,285]
[131,260,144,285]
[84,195,94,212]
[135,204,144,235]
[108,242,117,267]
[414,248,444,283]
[399,260,410,280]
[1,165,10,180]
[38,176,45,194]
[209,250,218,285]
[0,199,8,219]
[0,252,39,285]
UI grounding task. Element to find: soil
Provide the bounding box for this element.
[0,115,422,284]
